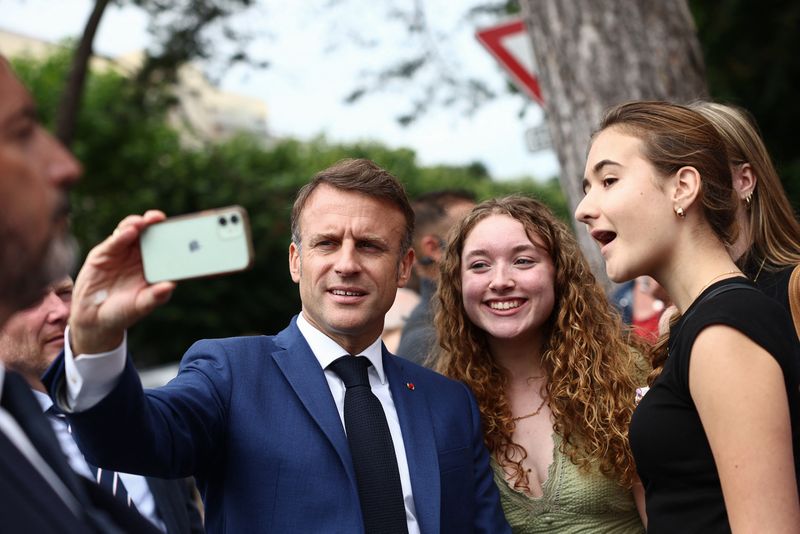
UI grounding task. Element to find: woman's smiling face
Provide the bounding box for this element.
[460,214,556,345]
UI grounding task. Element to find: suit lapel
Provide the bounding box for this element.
[384,350,440,533]
[270,321,356,487]
[1,371,88,505]
[0,430,89,532]
[0,371,139,532]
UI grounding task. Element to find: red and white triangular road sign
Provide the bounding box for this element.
[476,19,543,106]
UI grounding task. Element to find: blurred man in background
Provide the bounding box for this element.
[397,190,475,365]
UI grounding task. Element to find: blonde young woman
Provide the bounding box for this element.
[576,101,800,533]
[435,195,646,533]
[691,101,800,323]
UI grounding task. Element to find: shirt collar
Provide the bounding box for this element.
[0,362,5,397]
[296,313,387,384]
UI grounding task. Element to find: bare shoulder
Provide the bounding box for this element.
[689,324,782,390]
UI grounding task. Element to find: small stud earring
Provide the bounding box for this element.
[675,206,686,218]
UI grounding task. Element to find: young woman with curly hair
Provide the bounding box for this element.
[576,101,800,532]
[435,195,647,533]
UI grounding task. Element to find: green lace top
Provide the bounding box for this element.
[491,433,645,533]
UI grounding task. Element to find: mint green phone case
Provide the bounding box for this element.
[140,206,254,283]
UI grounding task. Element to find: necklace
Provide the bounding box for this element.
[512,396,548,421]
[696,270,743,300]
[752,257,767,283]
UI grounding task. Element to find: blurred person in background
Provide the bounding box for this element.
[382,287,420,353]
[397,189,475,365]
[611,276,670,343]
[691,101,800,339]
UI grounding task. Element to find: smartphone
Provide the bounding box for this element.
[140,206,254,283]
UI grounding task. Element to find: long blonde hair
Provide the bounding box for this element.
[691,101,800,270]
[435,195,641,490]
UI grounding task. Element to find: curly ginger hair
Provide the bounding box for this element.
[434,195,643,491]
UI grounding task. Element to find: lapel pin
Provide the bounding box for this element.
[406,382,415,391]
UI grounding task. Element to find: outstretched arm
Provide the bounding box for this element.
[43,212,227,478]
[690,325,800,533]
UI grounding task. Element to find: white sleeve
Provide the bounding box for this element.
[62,325,128,412]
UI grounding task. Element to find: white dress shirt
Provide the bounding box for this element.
[62,315,420,534]
[296,313,420,534]
[33,389,166,532]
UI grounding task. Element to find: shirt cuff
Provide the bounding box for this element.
[63,325,127,412]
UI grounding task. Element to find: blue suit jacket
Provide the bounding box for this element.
[45,317,509,533]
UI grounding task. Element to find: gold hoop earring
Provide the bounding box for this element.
[744,192,753,207]
[675,207,686,218]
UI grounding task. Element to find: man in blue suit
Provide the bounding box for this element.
[46,159,510,533]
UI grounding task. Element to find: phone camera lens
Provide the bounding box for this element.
[218,216,227,226]
[230,214,239,224]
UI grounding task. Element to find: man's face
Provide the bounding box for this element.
[289,184,414,354]
[0,277,73,390]
[0,58,81,321]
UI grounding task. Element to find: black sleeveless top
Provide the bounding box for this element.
[629,278,800,533]
[742,257,794,322]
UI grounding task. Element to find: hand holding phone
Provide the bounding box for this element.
[139,206,254,283]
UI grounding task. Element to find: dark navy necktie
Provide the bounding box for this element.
[328,355,408,534]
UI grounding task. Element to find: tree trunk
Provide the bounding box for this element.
[55,0,111,148]
[519,0,707,288]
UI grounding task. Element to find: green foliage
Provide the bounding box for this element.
[690,0,800,208]
[12,50,564,367]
